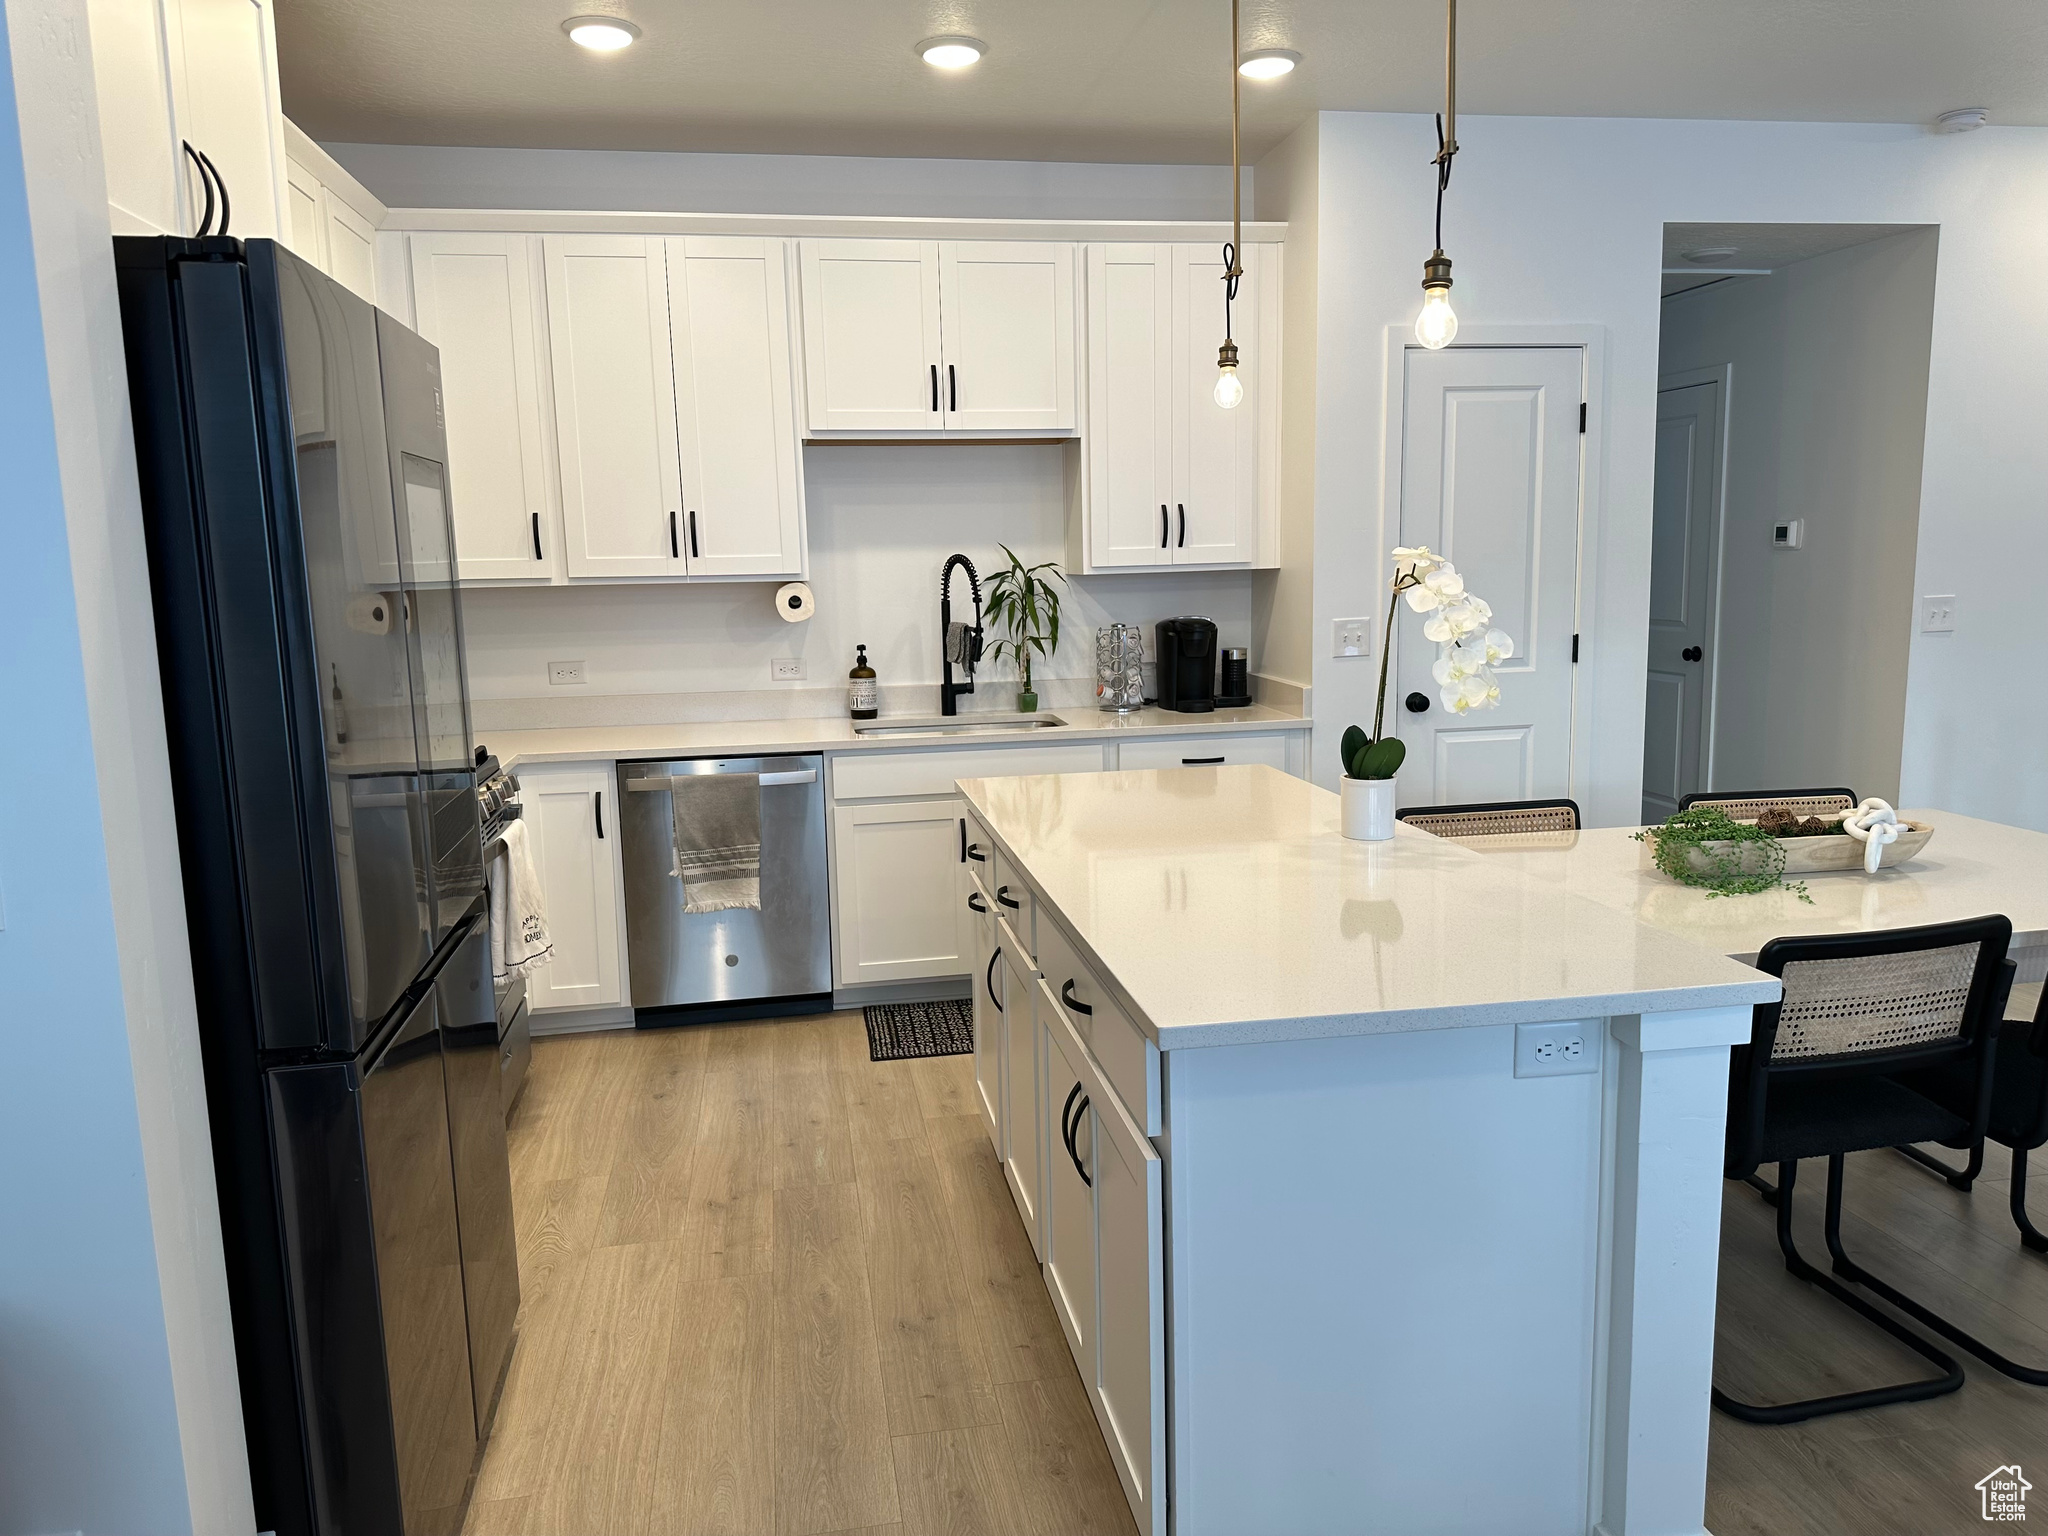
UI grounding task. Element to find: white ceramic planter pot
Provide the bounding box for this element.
[1341,777,1397,841]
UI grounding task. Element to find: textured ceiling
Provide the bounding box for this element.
[277,0,2048,165]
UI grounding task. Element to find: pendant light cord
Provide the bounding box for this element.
[1432,0,1458,253]
[1221,0,1242,340]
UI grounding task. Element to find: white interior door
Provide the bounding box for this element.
[544,235,686,579]
[665,236,805,578]
[1394,346,1583,807]
[1172,245,1258,565]
[798,239,943,432]
[938,241,1076,432]
[1642,378,1724,822]
[1085,244,1175,568]
[407,233,556,581]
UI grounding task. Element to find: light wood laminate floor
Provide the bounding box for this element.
[462,1012,1137,1536]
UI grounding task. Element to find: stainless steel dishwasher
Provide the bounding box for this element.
[619,754,832,1019]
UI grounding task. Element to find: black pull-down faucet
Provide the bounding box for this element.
[940,554,983,716]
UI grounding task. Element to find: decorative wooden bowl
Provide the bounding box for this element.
[1642,821,1935,877]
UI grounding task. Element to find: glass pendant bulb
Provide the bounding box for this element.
[1213,337,1243,409]
[1416,250,1457,350]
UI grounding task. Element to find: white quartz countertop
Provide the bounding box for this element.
[1454,812,2048,968]
[484,703,1306,769]
[957,765,1780,1049]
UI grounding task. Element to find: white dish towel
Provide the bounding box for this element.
[488,817,554,984]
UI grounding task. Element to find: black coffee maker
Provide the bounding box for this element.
[1155,617,1219,712]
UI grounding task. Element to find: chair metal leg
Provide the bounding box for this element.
[1894,1139,1983,1191]
[1712,1159,1967,1424]
[1821,1152,2048,1387]
[2015,1146,2048,1256]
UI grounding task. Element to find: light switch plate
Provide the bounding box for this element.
[1920,595,1957,634]
[1515,1019,1602,1078]
[1771,519,1804,550]
[771,658,805,681]
[547,660,587,686]
[1332,617,1373,658]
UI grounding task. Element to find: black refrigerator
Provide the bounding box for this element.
[115,237,519,1536]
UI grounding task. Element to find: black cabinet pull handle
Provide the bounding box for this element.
[1177,504,1187,548]
[531,511,543,561]
[968,892,988,914]
[996,886,1020,910]
[1062,1085,1092,1187]
[931,364,939,413]
[958,818,966,862]
[594,789,604,839]
[1405,691,1430,713]
[688,510,700,560]
[669,510,679,559]
[948,363,957,413]
[987,948,1003,1012]
[966,842,986,864]
[1061,978,1092,1016]
[1160,504,1169,549]
[1183,755,1225,766]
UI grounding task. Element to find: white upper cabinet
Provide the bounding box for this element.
[938,242,1077,433]
[799,238,1077,435]
[799,239,944,432]
[408,233,557,582]
[1077,241,1276,571]
[91,0,288,239]
[664,236,806,578]
[279,124,385,303]
[543,235,688,580]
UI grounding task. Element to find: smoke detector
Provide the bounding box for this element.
[1935,108,1989,133]
[1680,246,1740,266]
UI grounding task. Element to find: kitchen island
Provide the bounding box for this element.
[956,764,1781,1536]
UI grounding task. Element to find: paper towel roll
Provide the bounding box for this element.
[775,582,816,623]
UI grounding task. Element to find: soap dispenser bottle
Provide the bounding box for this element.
[848,645,878,720]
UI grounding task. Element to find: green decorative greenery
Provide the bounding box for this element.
[984,544,1064,699]
[1633,805,1813,902]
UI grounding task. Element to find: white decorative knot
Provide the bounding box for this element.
[1841,797,1901,874]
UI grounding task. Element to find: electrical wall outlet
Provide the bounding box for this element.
[1332,617,1373,658]
[547,660,587,686]
[1515,1019,1602,1078]
[1771,519,1804,550]
[771,658,805,682]
[1920,594,1957,634]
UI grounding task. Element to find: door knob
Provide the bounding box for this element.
[1405,692,1430,713]
[1682,645,1703,662]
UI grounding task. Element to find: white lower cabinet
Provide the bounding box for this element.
[830,797,969,985]
[969,878,1003,1149]
[517,762,625,1012]
[1041,997,1099,1383]
[1114,732,1289,773]
[1001,938,1044,1259]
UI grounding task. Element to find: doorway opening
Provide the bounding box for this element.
[1642,223,1938,823]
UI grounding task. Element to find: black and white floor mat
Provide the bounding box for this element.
[862,998,974,1062]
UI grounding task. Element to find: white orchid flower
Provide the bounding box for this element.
[1422,612,1454,642]
[1482,628,1514,663]
[1422,566,1465,601]
[1405,584,1443,613]
[1390,545,1443,582]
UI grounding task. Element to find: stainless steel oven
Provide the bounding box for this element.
[619,754,831,1017]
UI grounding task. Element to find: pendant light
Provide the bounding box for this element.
[1416,0,1461,350]
[1213,0,1246,409]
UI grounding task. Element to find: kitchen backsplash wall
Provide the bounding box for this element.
[463,443,1257,728]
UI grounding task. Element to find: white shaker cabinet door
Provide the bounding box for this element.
[830,797,970,985]
[938,241,1076,433]
[1041,993,1099,1387]
[1085,244,1176,567]
[969,879,1004,1152]
[798,239,944,432]
[1001,939,1044,1259]
[284,157,324,267]
[1172,244,1259,565]
[323,195,378,303]
[170,0,288,239]
[519,764,625,1013]
[407,233,556,582]
[544,235,688,579]
[665,237,806,578]
[1092,1072,1166,1536]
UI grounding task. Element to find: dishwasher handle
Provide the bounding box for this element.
[625,769,818,790]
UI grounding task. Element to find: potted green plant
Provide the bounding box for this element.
[985,544,1064,713]
[1340,546,1514,840]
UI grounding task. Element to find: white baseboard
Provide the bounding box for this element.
[833,976,972,1010]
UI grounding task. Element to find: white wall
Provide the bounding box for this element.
[1301,112,2048,831]
[1660,230,1938,803]
[462,443,1254,711]
[0,0,252,1531]
[325,141,1249,220]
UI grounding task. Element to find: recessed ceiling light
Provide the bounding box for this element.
[917,35,985,69]
[1681,246,1740,266]
[1238,48,1301,80]
[1935,108,1989,133]
[562,15,639,51]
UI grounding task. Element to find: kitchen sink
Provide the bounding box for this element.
[853,713,1069,737]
